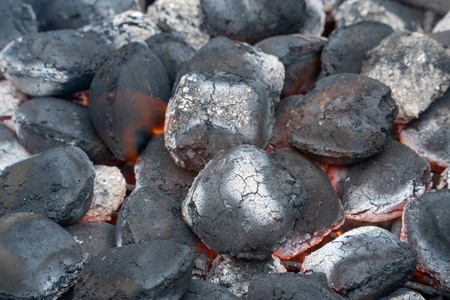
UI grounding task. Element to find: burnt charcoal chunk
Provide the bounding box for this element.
[255,34,326,96]
[116,187,197,247]
[430,30,450,49]
[0,213,84,299]
[66,222,116,260]
[380,288,425,300]
[14,97,113,164]
[165,71,275,171]
[0,123,29,172]
[0,1,36,51]
[402,190,450,291]
[301,226,417,300]
[300,0,326,36]
[182,145,305,260]
[320,21,393,77]
[74,241,195,300]
[135,134,197,202]
[246,273,345,300]
[0,146,94,226]
[341,139,432,222]
[271,149,344,259]
[181,280,239,300]
[89,42,170,161]
[362,31,450,124]
[287,73,398,165]
[200,0,306,44]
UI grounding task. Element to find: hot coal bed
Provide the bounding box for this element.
[0,0,449,299]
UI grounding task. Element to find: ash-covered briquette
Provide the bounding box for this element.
[334,0,422,31]
[320,21,393,77]
[0,1,36,51]
[135,134,197,202]
[165,71,275,171]
[270,149,345,259]
[438,167,449,189]
[340,139,432,222]
[181,280,239,300]
[433,10,450,33]
[380,288,426,300]
[402,189,450,291]
[89,42,170,161]
[362,31,450,124]
[0,29,114,97]
[0,146,94,226]
[300,0,326,36]
[14,97,113,164]
[207,254,286,298]
[0,212,84,299]
[116,186,197,247]
[255,34,326,96]
[74,241,195,300]
[0,123,29,173]
[182,145,305,259]
[0,80,27,118]
[430,30,450,49]
[399,88,450,171]
[301,226,417,300]
[246,272,345,300]
[65,222,116,260]
[287,73,398,165]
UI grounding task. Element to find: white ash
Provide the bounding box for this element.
[380,288,425,300]
[433,10,450,33]
[437,167,449,189]
[299,0,326,36]
[0,124,29,173]
[0,80,27,118]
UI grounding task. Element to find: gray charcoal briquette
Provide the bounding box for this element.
[380,288,425,300]
[181,280,239,300]
[430,30,450,49]
[299,0,326,36]
[0,1,36,51]
[0,123,29,173]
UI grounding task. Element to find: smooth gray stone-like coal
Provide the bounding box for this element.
[0,123,29,173]
[0,146,94,226]
[287,73,398,165]
[181,280,239,300]
[380,288,425,300]
[246,272,345,300]
[14,97,113,164]
[320,21,393,77]
[301,226,417,300]
[0,1,36,51]
[340,139,432,222]
[0,212,84,299]
[74,241,195,300]
[402,189,450,291]
[182,145,305,259]
[89,42,170,161]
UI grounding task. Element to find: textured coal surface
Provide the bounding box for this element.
[380,288,425,300]
[14,97,113,164]
[0,146,94,226]
[287,73,398,165]
[181,280,239,300]
[0,212,84,299]
[0,123,29,172]
[301,226,417,300]
[402,189,450,291]
[320,21,393,77]
[89,42,170,161]
[246,272,345,300]
[0,1,36,51]
[362,31,450,124]
[340,139,432,222]
[74,241,195,300]
[182,145,305,259]
[271,149,344,259]
[255,34,326,96]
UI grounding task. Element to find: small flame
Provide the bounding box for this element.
[336,231,342,236]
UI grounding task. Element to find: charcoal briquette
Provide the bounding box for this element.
[0,1,36,52]
[299,0,326,36]
[396,0,450,15]
[380,288,425,300]
[0,146,94,226]
[0,123,29,173]
[438,167,449,189]
[433,10,450,33]
[430,30,450,49]
[181,280,239,300]
[301,226,417,300]
[0,212,84,299]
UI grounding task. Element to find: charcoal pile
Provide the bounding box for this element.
[1,0,450,299]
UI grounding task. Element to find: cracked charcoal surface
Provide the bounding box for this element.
[0,146,94,226]
[0,1,36,52]
[340,139,432,222]
[255,34,326,97]
[165,71,275,171]
[207,254,286,298]
[438,167,450,189]
[402,189,450,291]
[299,0,326,36]
[334,0,422,32]
[182,145,305,259]
[320,21,393,77]
[287,73,398,165]
[181,280,239,300]
[200,0,306,45]
[399,88,450,171]
[14,97,113,164]
[89,42,170,161]
[116,186,197,248]
[271,149,345,259]
[135,134,197,202]
[0,212,84,299]
[0,80,27,118]
[0,123,29,173]
[301,226,417,300]
[380,288,425,300]
[361,31,450,124]
[246,272,345,300]
[74,241,195,300]
[433,10,450,33]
